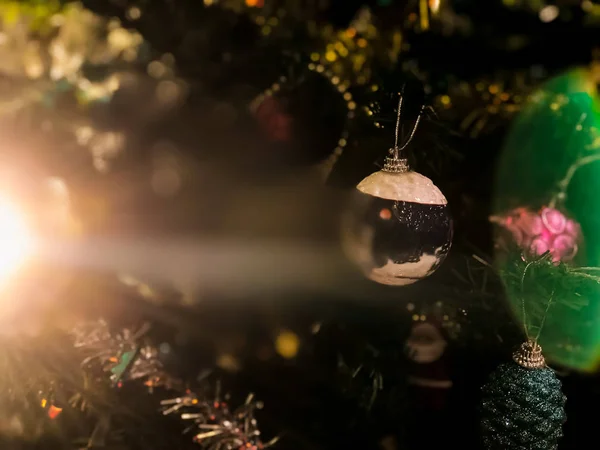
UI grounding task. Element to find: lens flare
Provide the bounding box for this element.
[0,199,32,285]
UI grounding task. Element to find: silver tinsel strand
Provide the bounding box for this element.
[70,319,277,449]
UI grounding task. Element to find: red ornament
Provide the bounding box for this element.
[254,97,293,142]
[47,405,63,420]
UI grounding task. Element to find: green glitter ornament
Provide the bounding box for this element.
[481,341,566,450]
[494,67,600,371]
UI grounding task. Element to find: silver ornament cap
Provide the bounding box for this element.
[382,148,410,173]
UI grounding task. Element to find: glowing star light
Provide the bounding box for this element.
[0,199,32,284]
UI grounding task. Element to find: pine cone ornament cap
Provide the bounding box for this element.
[512,340,545,369]
[481,349,566,450]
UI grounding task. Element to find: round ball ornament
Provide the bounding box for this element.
[494,67,600,371]
[342,98,453,286]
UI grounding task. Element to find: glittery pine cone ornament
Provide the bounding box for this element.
[480,341,566,450]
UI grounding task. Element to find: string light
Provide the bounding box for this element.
[248,60,357,181]
[430,75,531,138]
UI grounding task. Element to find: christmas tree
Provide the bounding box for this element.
[0,0,599,449]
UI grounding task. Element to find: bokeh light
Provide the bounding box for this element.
[275,330,300,359]
[539,5,559,22]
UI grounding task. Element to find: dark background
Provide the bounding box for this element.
[5,0,600,449]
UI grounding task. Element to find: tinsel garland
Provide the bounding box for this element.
[37,319,279,449]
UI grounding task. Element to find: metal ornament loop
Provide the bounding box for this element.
[513,340,546,369]
[382,149,409,173]
[382,91,425,173]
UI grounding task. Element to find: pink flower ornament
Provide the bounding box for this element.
[497,207,581,263]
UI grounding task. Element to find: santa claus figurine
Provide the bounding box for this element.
[405,320,452,411]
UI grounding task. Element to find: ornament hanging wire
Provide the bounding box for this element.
[515,259,556,368]
[384,91,425,173]
[519,259,556,344]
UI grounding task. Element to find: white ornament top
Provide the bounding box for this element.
[357,170,448,205]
